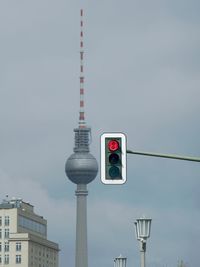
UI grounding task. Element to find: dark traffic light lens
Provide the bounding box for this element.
[108,140,119,152]
[109,166,120,178]
[109,153,119,164]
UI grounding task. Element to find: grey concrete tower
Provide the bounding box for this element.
[65,9,98,267]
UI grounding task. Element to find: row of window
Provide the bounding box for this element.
[0,229,9,239]
[0,242,21,252]
[0,216,10,227]
[0,216,47,236]
[0,254,21,264]
[30,255,57,267]
[19,216,46,236]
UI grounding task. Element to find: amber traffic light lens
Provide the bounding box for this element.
[109,153,119,164]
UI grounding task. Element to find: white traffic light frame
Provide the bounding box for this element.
[101,132,127,185]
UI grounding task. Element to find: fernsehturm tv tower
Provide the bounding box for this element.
[65,9,98,267]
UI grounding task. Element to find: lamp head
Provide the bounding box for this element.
[134,217,152,240]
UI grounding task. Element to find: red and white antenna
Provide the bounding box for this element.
[79,9,86,128]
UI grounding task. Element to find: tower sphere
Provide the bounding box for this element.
[65,152,98,184]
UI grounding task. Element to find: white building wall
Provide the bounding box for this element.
[29,241,58,267]
[0,208,18,266]
[9,237,29,267]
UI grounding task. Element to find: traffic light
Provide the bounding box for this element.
[101,133,127,184]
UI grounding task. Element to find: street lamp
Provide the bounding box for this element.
[114,255,127,267]
[134,217,152,267]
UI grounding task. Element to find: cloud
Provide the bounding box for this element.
[0,1,200,267]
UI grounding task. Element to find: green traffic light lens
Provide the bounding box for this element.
[109,166,120,178]
[109,153,119,164]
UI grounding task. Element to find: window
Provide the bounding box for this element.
[0,229,2,239]
[16,255,21,264]
[19,216,46,236]
[4,254,9,264]
[0,242,1,252]
[4,242,9,252]
[4,229,9,239]
[0,217,2,226]
[4,216,9,226]
[16,242,21,251]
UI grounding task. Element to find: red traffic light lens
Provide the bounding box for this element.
[108,140,119,152]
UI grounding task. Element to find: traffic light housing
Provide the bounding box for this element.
[101,133,127,184]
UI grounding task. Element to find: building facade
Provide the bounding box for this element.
[0,198,59,267]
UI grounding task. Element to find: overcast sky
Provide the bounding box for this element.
[0,1,200,267]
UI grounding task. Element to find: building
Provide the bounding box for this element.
[0,197,59,267]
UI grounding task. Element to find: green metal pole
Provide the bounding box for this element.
[127,150,200,162]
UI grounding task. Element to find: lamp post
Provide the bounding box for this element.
[134,217,152,267]
[114,255,127,267]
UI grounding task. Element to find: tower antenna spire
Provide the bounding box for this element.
[79,9,86,128]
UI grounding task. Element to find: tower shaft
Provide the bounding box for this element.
[75,184,88,267]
